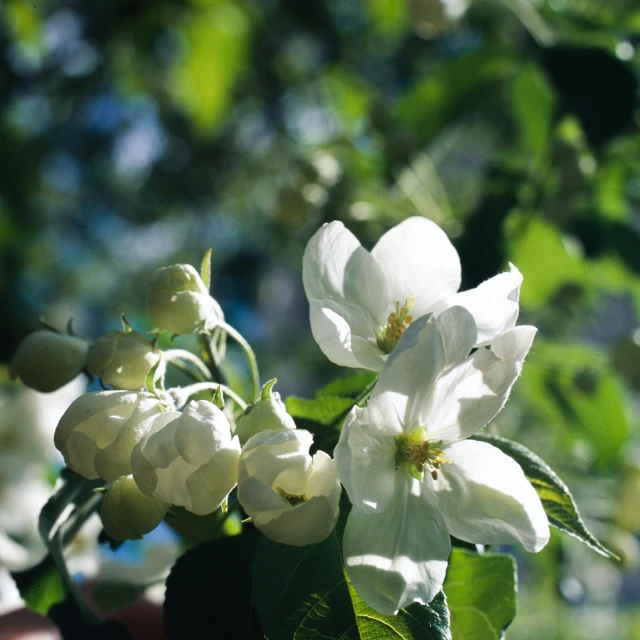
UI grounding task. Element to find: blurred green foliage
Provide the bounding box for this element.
[2,0,640,638]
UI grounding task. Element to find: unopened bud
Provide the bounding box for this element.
[234,379,295,445]
[87,330,159,390]
[100,475,169,541]
[12,330,89,393]
[147,264,223,335]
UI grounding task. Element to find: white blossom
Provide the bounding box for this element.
[131,400,240,516]
[87,330,159,390]
[237,429,341,546]
[335,306,549,615]
[147,264,223,335]
[303,217,522,370]
[54,390,166,482]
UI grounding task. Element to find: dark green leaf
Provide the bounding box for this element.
[472,433,618,560]
[11,555,66,616]
[200,247,212,290]
[285,395,354,426]
[92,581,147,613]
[253,531,451,640]
[164,531,263,640]
[444,549,516,640]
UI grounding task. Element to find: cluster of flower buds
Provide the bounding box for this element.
[14,259,341,547]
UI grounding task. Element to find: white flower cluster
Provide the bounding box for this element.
[303,217,549,614]
[13,216,549,617]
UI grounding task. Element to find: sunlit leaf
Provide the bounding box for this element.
[11,555,66,616]
[444,549,516,640]
[285,394,354,426]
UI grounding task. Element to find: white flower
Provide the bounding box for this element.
[234,379,296,445]
[237,429,341,547]
[334,306,549,615]
[147,264,224,335]
[303,217,522,370]
[131,400,240,516]
[11,330,89,392]
[87,330,159,390]
[54,391,166,482]
[99,475,169,541]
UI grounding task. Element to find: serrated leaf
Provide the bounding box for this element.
[253,531,451,640]
[444,549,516,640]
[472,433,618,560]
[285,395,355,426]
[200,248,212,290]
[11,555,66,616]
[164,531,263,640]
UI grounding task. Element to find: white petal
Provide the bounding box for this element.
[435,264,523,347]
[307,451,342,508]
[423,326,537,443]
[371,217,461,318]
[334,407,398,514]
[368,315,444,430]
[434,306,477,371]
[309,302,378,370]
[343,472,451,616]
[435,440,549,552]
[303,222,389,368]
[254,495,339,547]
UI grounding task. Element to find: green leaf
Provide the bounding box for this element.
[471,433,619,560]
[164,531,263,640]
[200,248,212,290]
[315,371,378,398]
[285,395,355,426]
[11,555,66,616]
[253,531,451,640]
[444,549,516,640]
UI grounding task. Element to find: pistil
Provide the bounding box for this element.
[395,428,451,480]
[377,295,416,354]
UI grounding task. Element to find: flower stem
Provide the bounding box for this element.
[169,382,248,411]
[163,349,212,382]
[198,333,228,385]
[218,321,261,401]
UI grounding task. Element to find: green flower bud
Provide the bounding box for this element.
[12,331,89,393]
[234,379,296,445]
[146,264,223,335]
[87,330,159,390]
[100,475,169,541]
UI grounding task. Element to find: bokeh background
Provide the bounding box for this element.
[1,0,640,638]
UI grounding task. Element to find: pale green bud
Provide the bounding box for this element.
[87,330,159,390]
[12,330,89,393]
[100,475,169,541]
[146,264,223,335]
[234,379,296,445]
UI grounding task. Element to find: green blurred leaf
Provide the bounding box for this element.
[444,549,516,640]
[164,531,262,639]
[395,51,514,142]
[471,433,619,560]
[253,531,451,639]
[365,0,410,36]
[315,371,378,398]
[285,395,354,426]
[510,63,556,167]
[506,214,585,310]
[522,340,630,465]
[11,555,66,616]
[170,1,251,137]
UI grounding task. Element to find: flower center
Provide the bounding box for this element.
[280,490,307,507]
[395,428,451,480]
[376,295,416,354]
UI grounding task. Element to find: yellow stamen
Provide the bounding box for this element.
[377,295,416,354]
[395,429,451,480]
[280,490,307,507]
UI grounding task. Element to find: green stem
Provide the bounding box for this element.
[218,321,261,401]
[198,333,228,385]
[169,382,248,411]
[163,349,212,382]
